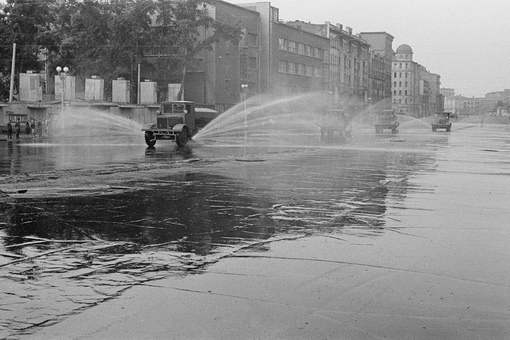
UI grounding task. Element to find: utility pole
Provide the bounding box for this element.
[9,43,16,102]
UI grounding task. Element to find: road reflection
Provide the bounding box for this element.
[0,131,439,337]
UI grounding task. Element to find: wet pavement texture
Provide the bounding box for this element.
[1,121,510,339]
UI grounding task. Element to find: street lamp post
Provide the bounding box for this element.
[56,66,69,130]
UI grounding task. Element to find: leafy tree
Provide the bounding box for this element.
[150,0,242,100]
[0,0,58,100]
[0,0,243,102]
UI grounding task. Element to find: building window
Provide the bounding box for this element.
[288,62,296,74]
[394,90,396,95]
[399,99,402,104]
[297,64,304,75]
[306,65,313,77]
[405,99,408,104]
[313,67,321,78]
[278,60,287,73]
[298,43,305,55]
[405,81,408,87]
[399,90,402,95]
[399,72,402,78]
[249,57,257,70]
[279,38,287,51]
[314,47,321,59]
[289,41,297,53]
[399,81,402,87]
[394,81,396,87]
[405,72,408,78]
[306,45,312,57]
[405,90,408,95]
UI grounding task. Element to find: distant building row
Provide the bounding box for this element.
[186,1,443,117]
[441,88,510,116]
[18,1,444,117]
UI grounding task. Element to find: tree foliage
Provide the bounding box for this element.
[0,0,243,101]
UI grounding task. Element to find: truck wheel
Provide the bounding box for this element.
[145,131,156,147]
[446,126,451,132]
[176,130,189,147]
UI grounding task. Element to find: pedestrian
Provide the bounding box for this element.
[25,121,31,137]
[15,121,20,139]
[7,120,13,139]
[43,119,49,137]
[31,119,36,138]
[37,121,43,138]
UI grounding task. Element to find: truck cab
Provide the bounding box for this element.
[432,112,452,132]
[319,109,349,141]
[142,101,196,147]
[374,110,399,134]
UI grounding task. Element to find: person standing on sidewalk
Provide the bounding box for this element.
[15,121,20,139]
[7,120,13,139]
[37,121,43,138]
[31,119,36,138]
[25,121,31,137]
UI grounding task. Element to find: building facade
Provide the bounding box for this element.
[240,4,330,97]
[392,44,440,117]
[440,88,456,113]
[359,32,394,104]
[285,20,371,107]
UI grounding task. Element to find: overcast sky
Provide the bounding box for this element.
[267,0,510,97]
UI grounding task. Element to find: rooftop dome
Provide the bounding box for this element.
[396,44,413,55]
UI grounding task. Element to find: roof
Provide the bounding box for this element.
[396,44,413,54]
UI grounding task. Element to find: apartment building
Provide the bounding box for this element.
[359,32,394,103]
[239,3,329,97]
[440,88,456,113]
[285,20,371,106]
[185,1,261,111]
[392,44,441,117]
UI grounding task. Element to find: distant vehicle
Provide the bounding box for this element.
[432,112,452,132]
[142,101,218,147]
[374,110,399,134]
[320,109,350,141]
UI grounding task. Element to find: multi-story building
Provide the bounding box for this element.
[440,88,456,113]
[392,44,440,117]
[284,20,371,107]
[454,96,481,116]
[183,1,261,112]
[239,4,330,97]
[392,44,419,115]
[182,1,331,110]
[420,70,442,114]
[359,32,394,103]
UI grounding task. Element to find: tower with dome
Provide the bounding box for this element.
[392,44,442,117]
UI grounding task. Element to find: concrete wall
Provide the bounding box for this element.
[1,102,160,134]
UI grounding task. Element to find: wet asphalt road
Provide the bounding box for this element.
[1,120,510,339]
